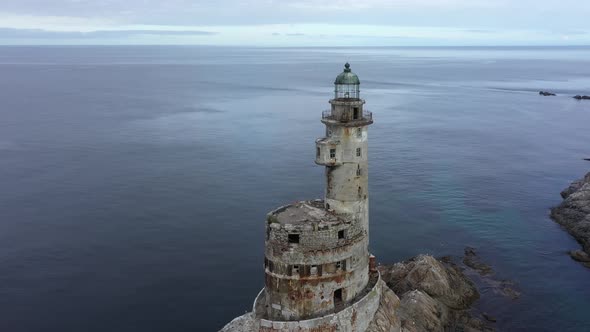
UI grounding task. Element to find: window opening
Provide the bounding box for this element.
[310,265,318,276]
[288,234,300,244]
[334,288,343,306]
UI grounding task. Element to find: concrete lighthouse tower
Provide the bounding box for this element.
[255,63,377,328]
[316,62,373,242]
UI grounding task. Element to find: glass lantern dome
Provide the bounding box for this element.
[334,63,360,99]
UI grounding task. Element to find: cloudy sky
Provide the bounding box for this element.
[0,0,589,46]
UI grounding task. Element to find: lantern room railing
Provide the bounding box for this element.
[322,110,372,123]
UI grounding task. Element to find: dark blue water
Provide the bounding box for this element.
[0,46,589,331]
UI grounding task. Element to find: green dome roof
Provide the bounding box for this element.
[334,63,360,85]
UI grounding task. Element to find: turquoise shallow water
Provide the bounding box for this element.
[0,46,589,331]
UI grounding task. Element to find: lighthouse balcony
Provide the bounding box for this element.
[315,137,342,166]
[321,110,373,127]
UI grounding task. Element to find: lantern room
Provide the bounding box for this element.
[334,63,360,99]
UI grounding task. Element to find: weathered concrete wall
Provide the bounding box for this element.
[220,276,393,332]
[322,99,371,241]
[263,201,370,320]
[328,99,366,123]
[257,274,382,332]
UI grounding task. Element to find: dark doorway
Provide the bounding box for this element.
[334,288,343,308]
[353,107,359,119]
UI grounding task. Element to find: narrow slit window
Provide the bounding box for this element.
[356,165,361,176]
[316,147,321,158]
[357,128,362,138]
[356,148,361,157]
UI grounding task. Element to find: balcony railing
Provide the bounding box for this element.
[322,110,373,123]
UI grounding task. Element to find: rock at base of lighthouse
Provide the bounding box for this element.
[220,255,497,332]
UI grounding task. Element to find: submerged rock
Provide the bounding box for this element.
[539,91,556,96]
[551,172,590,268]
[573,95,590,100]
[482,312,497,323]
[569,249,590,262]
[463,247,493,276]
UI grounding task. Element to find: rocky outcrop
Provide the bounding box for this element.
[379,255,491,332]
[573,95,590,100]
[551,172,590,268]
[221,255,494,331]
[539,91,556,96]
[219,313,257,332]
[365,281,402,332]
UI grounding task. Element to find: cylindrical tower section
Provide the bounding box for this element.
[262,201,369,321]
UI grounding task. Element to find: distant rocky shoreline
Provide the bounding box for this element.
[538,91,590,100]
[221,248,519,332]
[551,172,590,268]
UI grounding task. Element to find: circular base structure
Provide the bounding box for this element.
[252,271,381,332]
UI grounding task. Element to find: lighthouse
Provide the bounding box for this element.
[257,63,375,325]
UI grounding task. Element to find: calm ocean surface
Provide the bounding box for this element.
[0,46,589,331]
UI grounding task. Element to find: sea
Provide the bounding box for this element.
[0,46,589,331]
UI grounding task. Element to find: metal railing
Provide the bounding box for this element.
[322,110,373,122]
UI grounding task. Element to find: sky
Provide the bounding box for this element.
[0,0,589,46]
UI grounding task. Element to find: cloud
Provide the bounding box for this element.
[2,0,590,28]
[0,27,217,39]
[287,0,495,11]
[0,1,590,45]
